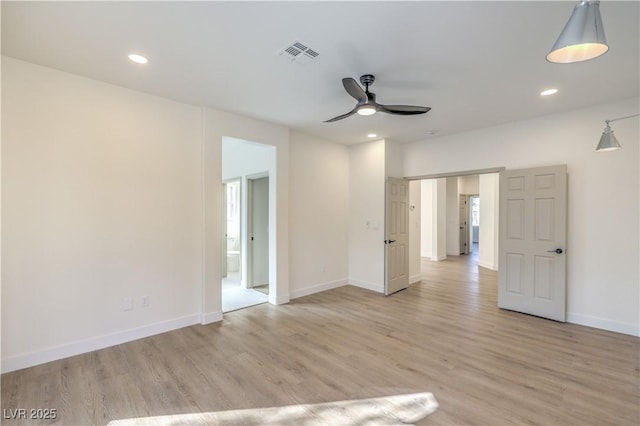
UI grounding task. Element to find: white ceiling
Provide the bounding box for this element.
[2,1,638,145]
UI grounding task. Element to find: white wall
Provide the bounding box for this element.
[222,137,275,180]
[1,57,203,372]
[409,180,421,283]
[478,173,499,270]
[385,139,404,178]
[420,179,447,261]
[348,140,385,292]
[289,131,349,298]
[420,180,434,258]
[434,179,447,261]
[403,97,640,336]
[446,177,460,256]
[459,175,479,194]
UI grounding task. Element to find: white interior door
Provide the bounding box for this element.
[249,177,269,287]
[385,177,409,295]
[498,165,567,322]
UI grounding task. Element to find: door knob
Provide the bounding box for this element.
[547,248,563,254]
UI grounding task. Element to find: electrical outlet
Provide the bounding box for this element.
[142,296,150,307]
[122,296,133,311]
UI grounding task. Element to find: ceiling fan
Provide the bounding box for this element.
[324,74,431,123]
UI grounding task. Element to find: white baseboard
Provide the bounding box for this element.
[201,310,223,325]
[410,274,423,284]
[567,312,639,337]
[349,279,384,293]
[478,260,498,271]
[446,251,460,256]
[269,293,290,305]
[290,279,348,299]
[431,255,447,261]
[1,314,201,374]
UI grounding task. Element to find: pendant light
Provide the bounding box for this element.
[547,1,609,63]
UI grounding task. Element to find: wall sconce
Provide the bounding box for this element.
[596,113,639,152]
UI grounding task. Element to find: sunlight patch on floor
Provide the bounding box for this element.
[108,392,438,425]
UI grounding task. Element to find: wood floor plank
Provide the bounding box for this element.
[2,254,638,425]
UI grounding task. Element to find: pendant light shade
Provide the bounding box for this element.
[547,1,608,64]
[596,122,621,152]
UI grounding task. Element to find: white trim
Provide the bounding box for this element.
[567,312,639,337]
[446,250,460,256]
[201,310,223,325]
[407,167,506,181]
[431,255,447,261]
[290,279,348,299]
[409,274,422,284]
[349,279,384,293]
[269,293,290,305]
[1,314,200,374]
[478,260,497,271]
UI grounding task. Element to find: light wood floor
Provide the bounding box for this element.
[2,255,639,425]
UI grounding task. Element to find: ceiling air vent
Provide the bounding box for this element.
[278,41,319,65]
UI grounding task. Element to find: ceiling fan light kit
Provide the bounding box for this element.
[547,0,609,63]
[325,74,430,123]
[357,105,377,116]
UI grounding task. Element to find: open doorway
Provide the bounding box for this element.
[416,173,498,271]
[222,178,267,312]
[221,137,275,313]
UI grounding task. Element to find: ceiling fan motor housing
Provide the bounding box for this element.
[360,74,375,88]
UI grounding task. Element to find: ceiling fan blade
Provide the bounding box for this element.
[342,77,367,103]
[379,105,431,115]
[324,107,358,123]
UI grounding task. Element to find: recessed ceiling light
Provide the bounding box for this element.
[368,133,377,138]
[540,88,558,96]
[128,53,148,64]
